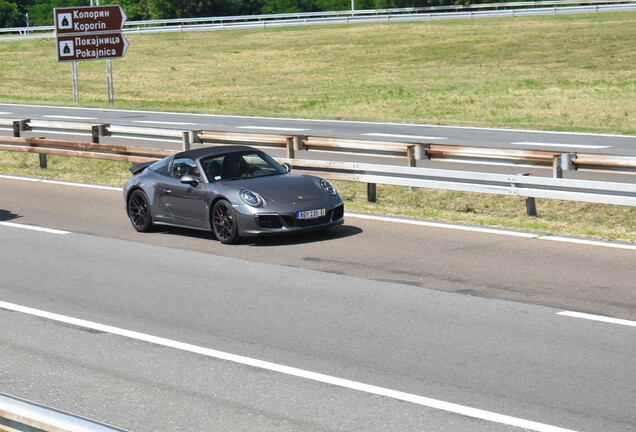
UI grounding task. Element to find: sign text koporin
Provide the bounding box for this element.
[55,5,127,34]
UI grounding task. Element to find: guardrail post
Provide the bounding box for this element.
[407,145,416,167]
[286,137,295,159]
[526,196,537,217]
[367,183,377,202]
[414,144,428,161]
[553,153,575,178]
[182,131,191,151]
[91,124,110,144]
[190,130,202,147]
[553,155,563,178]
[294,135,307,152]
[522,173,537,217]
[92,125,100,144]
[39,154,47,169]
[12,119,30,137]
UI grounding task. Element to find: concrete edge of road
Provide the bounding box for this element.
[1,173,635,251]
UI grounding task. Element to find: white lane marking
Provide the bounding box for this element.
[0,300,577,432]
[0,111,13,115]
[0,174,121,191]
[237,126,310,132]
[558,311,636,328]
[42,115,98,120]
[539,236,636,251]
[511,142,610,149]
[347,213,636,250]
[364,133,447,140]
[1,175,633,250]
[0,221,70,235]
[346,212,538,238]
[40,180,122,191]
[6,103,636,139]
[133,120,196,126]
[0,174,40,182]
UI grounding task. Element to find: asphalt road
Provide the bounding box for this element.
[2,103,636,157]
[1,175,635,431]
[3,103,636,186]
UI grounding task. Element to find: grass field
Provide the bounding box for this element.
[1,13,635,242]
[1,13,635,133]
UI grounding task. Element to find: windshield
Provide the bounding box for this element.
[200,151,287,182]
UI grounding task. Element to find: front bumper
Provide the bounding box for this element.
[236,203,345,237]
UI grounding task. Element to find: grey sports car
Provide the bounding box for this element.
[124,145,344,243]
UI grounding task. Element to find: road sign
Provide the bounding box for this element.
[54,5,127,35]
[56,32,129,62]
[54,5,129,104]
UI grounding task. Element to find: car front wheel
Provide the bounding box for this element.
[212,199,239,244]
[127,189,153,232]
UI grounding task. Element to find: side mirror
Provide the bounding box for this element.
[282,163,292,172]
[180,175,199,186]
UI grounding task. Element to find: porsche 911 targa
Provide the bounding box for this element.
[124,145,344,243]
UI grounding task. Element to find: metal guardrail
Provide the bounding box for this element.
[0,393,128,432]
[1,0,634,38]
[0,136,172,163]
[1,129,635,208]
[279,158,636,206]
[3,118,636,176]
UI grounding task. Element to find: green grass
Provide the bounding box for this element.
[0,13,635,133]
[1,13,635,243]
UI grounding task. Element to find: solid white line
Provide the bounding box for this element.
[1,173,634,249]
[539,236,636,251]
[345,213,636,250]
[42,115,98,120]
[511,142,610,149]
[133,120,196,126]
[0,174,122,191]
[40,180,122,191]
[364,133,447,140]
[558,311,636,328]
[0,300,577,432]
[237,126,310,132]
[0,174,40,182]
[0,221,70,235]
[346,212,538,238]
[5,103,636,139]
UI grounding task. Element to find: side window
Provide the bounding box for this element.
[172,158,200,181]
[148,158,168,176]
[201,156,224,182]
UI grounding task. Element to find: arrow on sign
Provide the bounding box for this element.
[55,5,127,34]
[57,32,129,62]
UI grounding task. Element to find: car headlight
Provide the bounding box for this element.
[240,190,264,207]
[321,179,338,196]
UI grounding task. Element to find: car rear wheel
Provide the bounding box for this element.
[127,190,153,232]
[212,199,239,244]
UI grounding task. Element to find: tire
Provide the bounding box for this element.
[127,189,153,232]
[212,199,239,244]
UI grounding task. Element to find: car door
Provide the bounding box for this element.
[158,157,209,228]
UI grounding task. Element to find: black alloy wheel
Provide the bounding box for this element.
[212,199,239,244]
[128,190,153,232]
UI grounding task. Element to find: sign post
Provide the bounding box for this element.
[54,5,128,104]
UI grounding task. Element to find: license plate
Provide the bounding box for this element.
[296,208,325,220]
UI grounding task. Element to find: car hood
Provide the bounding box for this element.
[226,173,328,204]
